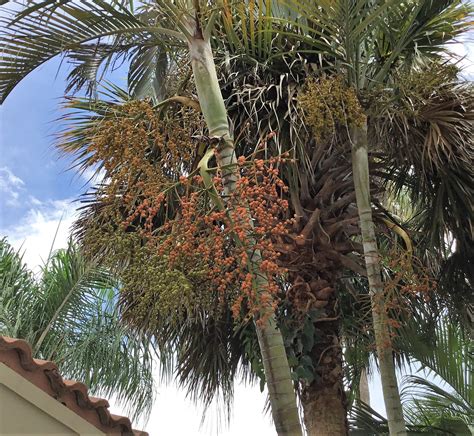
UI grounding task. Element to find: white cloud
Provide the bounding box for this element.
[0,166,25,207]
[1,198,78,272]
[29,195,43,206]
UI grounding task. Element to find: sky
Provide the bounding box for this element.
[0,29,472,435]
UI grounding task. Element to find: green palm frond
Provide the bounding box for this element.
[64,8,179,99]
[0,0,185,103]
[397,319,472,405]
[0,237,155,421]
[402,375,473,430]
[349,400,389,435]
[398,317,473,433]
[64,42,131,96]
[349,314,473,435]
[128,44,168,101]
[274,0,472,88]
[0,238,37,342]
[371,0,472,83]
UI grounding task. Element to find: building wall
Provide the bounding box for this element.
[0,363,105,436]
[0,384,78,435]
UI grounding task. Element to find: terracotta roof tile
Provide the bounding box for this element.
[0,336,148,436]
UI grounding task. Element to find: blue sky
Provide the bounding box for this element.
[1,58,82,222]
[0,30,472,435]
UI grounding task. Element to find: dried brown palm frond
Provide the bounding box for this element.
[369,62,474,253]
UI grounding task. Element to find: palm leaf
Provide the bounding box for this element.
[128,44,168,101]
[371,65,474,255]
[0,237,155,421]
[0,0,184,102]
[397,319,472,406]
[402,376,473,427]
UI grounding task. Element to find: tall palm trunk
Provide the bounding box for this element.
[276,151,359,435]
[351,122,407,436]
[186,18,302,436]
[301,314,347,436]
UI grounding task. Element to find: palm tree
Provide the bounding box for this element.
[0,237,155,421]
[1,1,472,434]
[401,323,473,434]
[0,2,302,433]
[214,2,471,433]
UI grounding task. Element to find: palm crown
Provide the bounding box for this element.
[1,0,472,434]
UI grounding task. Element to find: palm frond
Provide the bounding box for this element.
[402,375,473,429]
[159,312,258,418]
[0,0,184,102]
[436,249,474,332]
[397,319,472,406]
[372,0,472,83]
[0,238,37,342]
[64,42,130,96]
[0,237,155,421]
[348,400,389,435]
[128,44,168,101]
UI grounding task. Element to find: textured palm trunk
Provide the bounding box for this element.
[301,309,347,436]
[351,122,407,436]
[278,151,359,435]
[302,385,347,436]
[186,24,302,436]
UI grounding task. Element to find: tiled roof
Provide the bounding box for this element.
[0,336,148,436]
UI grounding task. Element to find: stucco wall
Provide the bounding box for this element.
[0,384,78,435]
[0,363,105,436]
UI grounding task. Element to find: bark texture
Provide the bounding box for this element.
[275,146,360,436]
[300,275,347,436]
[302,384,348,436]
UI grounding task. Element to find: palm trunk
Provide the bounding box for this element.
[301,316,347,436]
[302,385,347,436]
[351,122,407,436]
[186,24,302,436]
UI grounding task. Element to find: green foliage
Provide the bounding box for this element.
[348,309,474,434]
[0,0,185,103]
[0,237,155,421]
[398,320,472,411]
[280,307,323,386]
